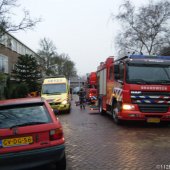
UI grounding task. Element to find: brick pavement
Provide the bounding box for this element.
[57,95,170,170]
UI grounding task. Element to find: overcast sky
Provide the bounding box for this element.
[13,0,148,76]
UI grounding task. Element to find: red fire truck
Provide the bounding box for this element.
[97,55,170,124]
[85,72,97,104]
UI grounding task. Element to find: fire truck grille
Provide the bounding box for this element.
[131,91,170,113]
[138,104,168,113]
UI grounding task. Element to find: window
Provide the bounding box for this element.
[109,66,114,80]
[7,37,12,48]
[126,64,170,84]
[0,54,8,73]
[0,34,5,45]
[42,83,67,94]
[17,43,22,54]
[21,46,26,55]
[0,105,51,129]
[12,39,17,52]
[119,63,124,81]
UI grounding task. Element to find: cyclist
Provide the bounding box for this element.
[78,88,86,109]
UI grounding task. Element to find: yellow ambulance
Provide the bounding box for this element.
[41,77,71,113]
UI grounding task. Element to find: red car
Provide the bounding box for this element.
[0,97,66,170]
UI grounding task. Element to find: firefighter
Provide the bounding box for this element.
[78,87,86,109]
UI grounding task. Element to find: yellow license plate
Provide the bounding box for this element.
[147,118,160,123]
[2,136,33,147]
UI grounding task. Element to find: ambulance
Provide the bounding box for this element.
[41,77,71,113]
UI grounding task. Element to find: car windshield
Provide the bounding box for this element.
[42,83,66,94]
[126,64,170,84]
[0,105,51,129]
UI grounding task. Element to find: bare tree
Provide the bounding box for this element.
[0,0,41,36]
[38,37,57,70]
[112,0,170,56]
[37,38,77,78]
[50,53,77,79]
[58,53,77,79]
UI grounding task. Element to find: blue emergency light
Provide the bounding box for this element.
[129,54,170,60]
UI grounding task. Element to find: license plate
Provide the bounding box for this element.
[1,136,33,148]
[147,118,160,123]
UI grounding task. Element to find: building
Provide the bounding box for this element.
[0,32,40,75]
[69,76,86,89]
[0,32,40,99]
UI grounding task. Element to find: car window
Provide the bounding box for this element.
[0,105,52,129]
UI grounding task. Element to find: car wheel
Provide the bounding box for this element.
[56,153,66,170]
[67,106,71,113]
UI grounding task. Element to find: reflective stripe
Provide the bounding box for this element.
[113,88,122,102]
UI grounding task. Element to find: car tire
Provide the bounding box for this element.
[67,106,71,114]
[56,153,66,170]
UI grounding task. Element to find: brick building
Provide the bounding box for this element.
[0,32,40,75]
[0,32,40,99]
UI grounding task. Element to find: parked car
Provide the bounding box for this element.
[0,97,66,170]
[73,86,80,94]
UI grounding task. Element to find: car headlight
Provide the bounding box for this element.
[62,100,67,105]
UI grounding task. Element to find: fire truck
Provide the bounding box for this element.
[85,72,97,104]
[97,55,170,124]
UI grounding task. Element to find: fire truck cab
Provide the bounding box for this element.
[98,55,170,124]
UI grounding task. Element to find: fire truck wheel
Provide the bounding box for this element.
[99,100,105,115]
[112,107,122,125]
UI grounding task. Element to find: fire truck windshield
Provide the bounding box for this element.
[126,64,170,84]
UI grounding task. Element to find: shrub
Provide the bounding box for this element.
[11,83,29,98]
